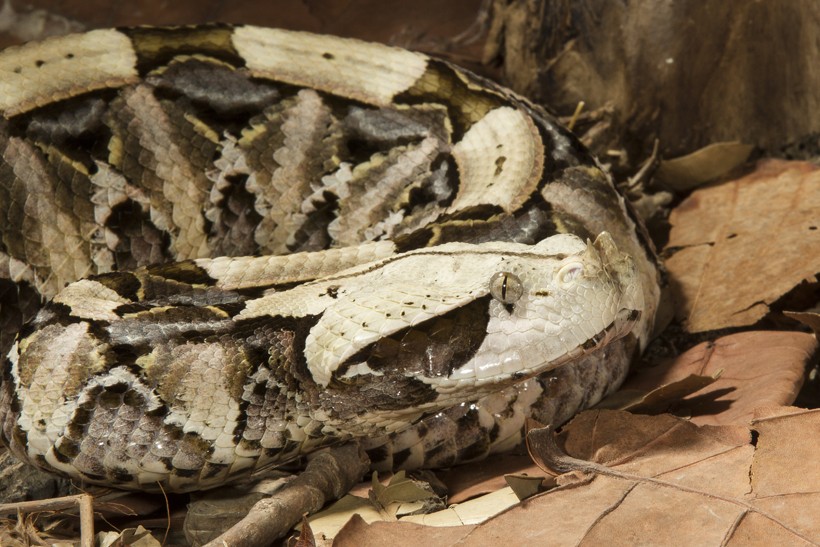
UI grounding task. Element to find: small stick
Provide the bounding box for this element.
[0,493,95,547]
[204,443,370,547]
[567,101,586,132]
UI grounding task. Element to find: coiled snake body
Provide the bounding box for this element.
[0,25,660,492]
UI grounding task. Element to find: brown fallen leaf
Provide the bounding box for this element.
[98,526,161,547]
[750,406,820,499]
[620,331,815,426]
[434,453,546,504]
[594,371,720,413]
[335,409,820,545]
[503,473,549,501]
[491,410,818,545]
[785,310,820,336]
[664,159,820,332]
[333,514,473,547]
[295,516,316,547]
[369,471,445,518]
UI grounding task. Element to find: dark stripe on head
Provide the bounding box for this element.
[336,295,492,381]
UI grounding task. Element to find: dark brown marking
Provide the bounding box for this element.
[391,447,412,468]
[393,59,506,141]
[151,57,280,116]
[144,261,216,286]
[119,24,243,75]
[337,296,491,383]
[494,156,506,176]
[365,443,390,465]
[111,468,135,482]
[93,272,142,301]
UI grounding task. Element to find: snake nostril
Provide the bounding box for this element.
[557,262,584,285]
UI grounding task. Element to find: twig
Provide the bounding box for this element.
[0,493,95,547]
[567,101,586,132]
[203,443,370,547]
[625,138,661,192]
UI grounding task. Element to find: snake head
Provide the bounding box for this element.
[318,232,643,433]
[438,231,642,390]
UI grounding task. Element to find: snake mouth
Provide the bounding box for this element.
[538,307,641,374]
[580,308,641,353]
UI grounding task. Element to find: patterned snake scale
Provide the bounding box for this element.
[0,25,661,492]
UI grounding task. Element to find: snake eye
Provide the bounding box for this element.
[557,262,584,285]
[489,272,523,304]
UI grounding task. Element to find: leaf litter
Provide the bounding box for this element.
[664,159,820,333]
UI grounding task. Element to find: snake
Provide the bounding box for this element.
[0,25,661,493]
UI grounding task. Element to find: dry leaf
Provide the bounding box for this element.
[435,453,545,504]
[295,515,316,547]
[336,409,820,544]
[664,159,820,332]
[306,495,381,540]
[370,471,445,518]
[471,410,819,545]
[400,486,520,527]
[656,141,754,191]
[333,514,473,547]
[622,331,815,426]
[785,310,820,336]
[98,526,161,547]
[595,372,719,413]
[504,473,549,500]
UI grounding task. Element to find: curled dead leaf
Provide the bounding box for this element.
[655,141,753,191]
[784,310,820,337]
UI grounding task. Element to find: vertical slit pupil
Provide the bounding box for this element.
[501,275,508,300]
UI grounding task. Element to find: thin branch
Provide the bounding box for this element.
[0,493,95,547]
[203,443,370,547]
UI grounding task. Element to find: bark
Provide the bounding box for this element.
[485,0,820,160]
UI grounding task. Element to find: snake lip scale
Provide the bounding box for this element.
[0,24,661,492]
